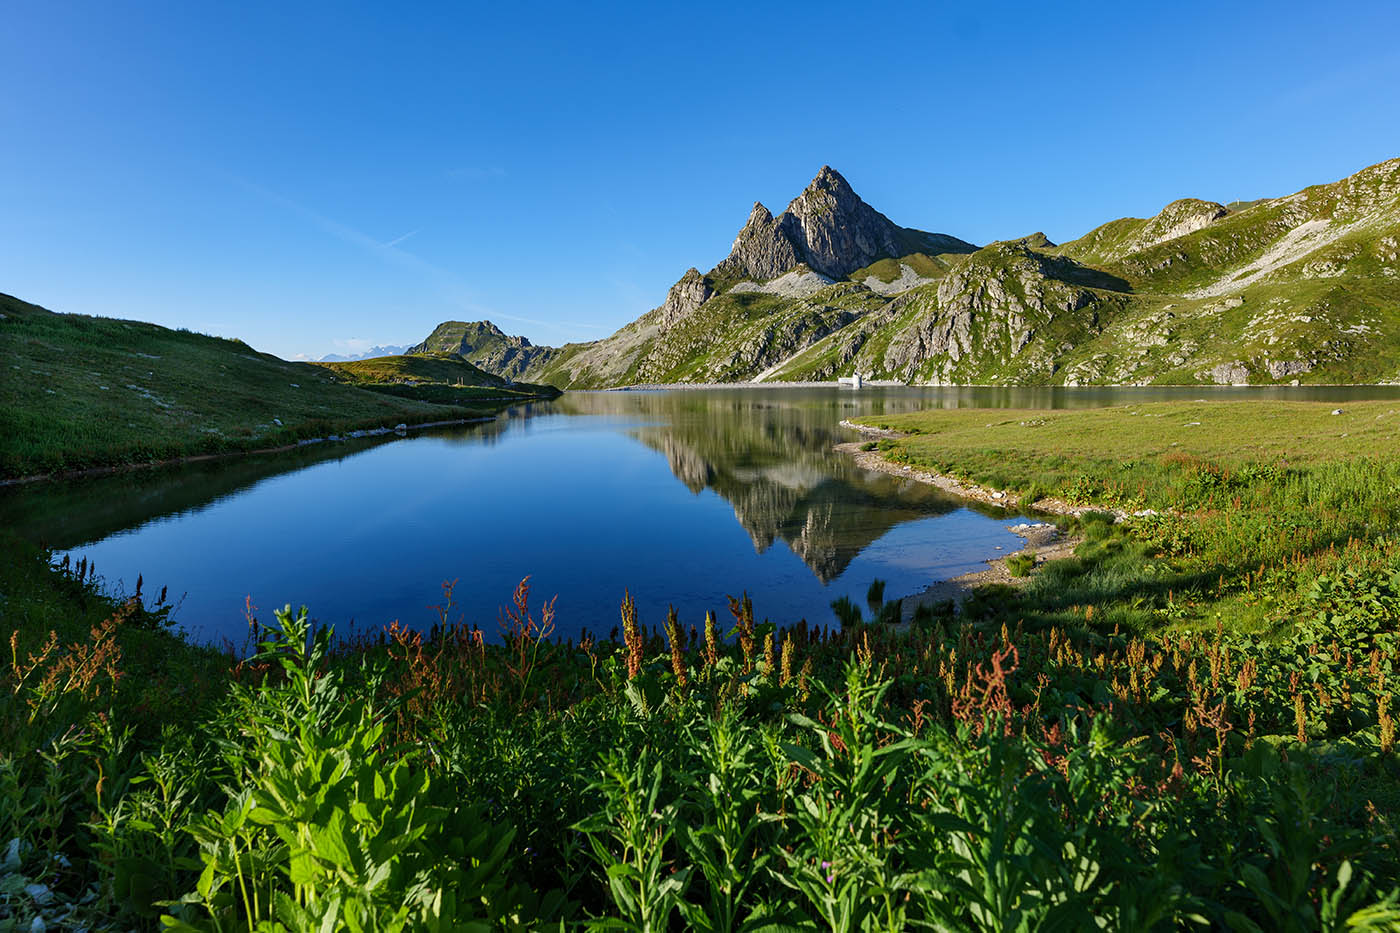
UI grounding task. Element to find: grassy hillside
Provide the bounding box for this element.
[315,352,508,386]
[0,294,517,480]
[313,352,561,402]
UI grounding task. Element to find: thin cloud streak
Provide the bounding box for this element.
[229,176,608,349]
[378,229,419,249]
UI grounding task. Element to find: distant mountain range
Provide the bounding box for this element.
[319,345,408,362]
[413,158,1400,387]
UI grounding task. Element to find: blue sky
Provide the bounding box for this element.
[3,1,1398,360]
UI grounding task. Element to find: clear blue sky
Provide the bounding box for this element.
[4,1,1398,360]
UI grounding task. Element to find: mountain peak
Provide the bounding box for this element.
[781,168,911,278]
[747,201,774,223]
[409,319,531,357]
[710,166,971,283]
[808,164,850,191]
[719,199,803,281]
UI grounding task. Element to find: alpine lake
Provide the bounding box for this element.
[6,385,1399,647]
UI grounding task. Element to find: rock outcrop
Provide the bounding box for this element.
[713,202,804,282]
[780,166,921,278]
[1120,199,1229,257]
[659,268,714,327]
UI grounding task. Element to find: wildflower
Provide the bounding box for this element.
[664,606,687,688]
[621,592,643,681]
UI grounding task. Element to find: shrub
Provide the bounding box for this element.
[1006,551,1036,577]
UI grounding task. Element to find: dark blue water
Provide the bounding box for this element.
[8,385,1399,645]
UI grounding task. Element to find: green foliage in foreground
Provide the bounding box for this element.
[4,530,1400,930]
[0,294,511,480]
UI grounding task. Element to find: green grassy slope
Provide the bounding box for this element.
[858,399,1400,481]
[315,352,509,386]
[313,352,561,401]
[853,397,1400,638]
[0,294,507,480]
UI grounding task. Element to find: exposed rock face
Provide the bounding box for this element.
[1207,361,1250,384]
[780,166,914,278]
[880,242,1124,381]
[1122,199,1229,256]
[714,203,804,282]
[713,167,973,284]
[1265,358,1312,379]
[659,268,714,327]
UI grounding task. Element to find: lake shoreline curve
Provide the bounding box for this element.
[0,416,494,488]
[835,419,1099,622]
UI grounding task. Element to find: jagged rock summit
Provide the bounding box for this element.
[712,166,974,287]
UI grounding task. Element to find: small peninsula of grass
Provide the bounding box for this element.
[0,294,555,481]
[313,352,561,402]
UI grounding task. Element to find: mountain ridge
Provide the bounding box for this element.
[416,158,1400,387]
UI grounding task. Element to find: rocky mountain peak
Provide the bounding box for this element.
[716,200,803,283]
[705,166,975,291]
[744,201,774,226]
[659,268,714,327]
[780,167,910,279]
[806,164,853,195]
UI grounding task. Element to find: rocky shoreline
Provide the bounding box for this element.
[608,380,908,391]
[835,420,1104,622]
[837,421,1131,520]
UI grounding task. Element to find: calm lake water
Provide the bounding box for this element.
[6,385,1400,645]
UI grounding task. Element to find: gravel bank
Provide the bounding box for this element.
[834,421,1111,622]
[608,381,908,391]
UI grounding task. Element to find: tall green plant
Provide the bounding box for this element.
[576,749,690,932]
[777,660,914,931]
[161,605,526,932]
[673,711,776,932]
